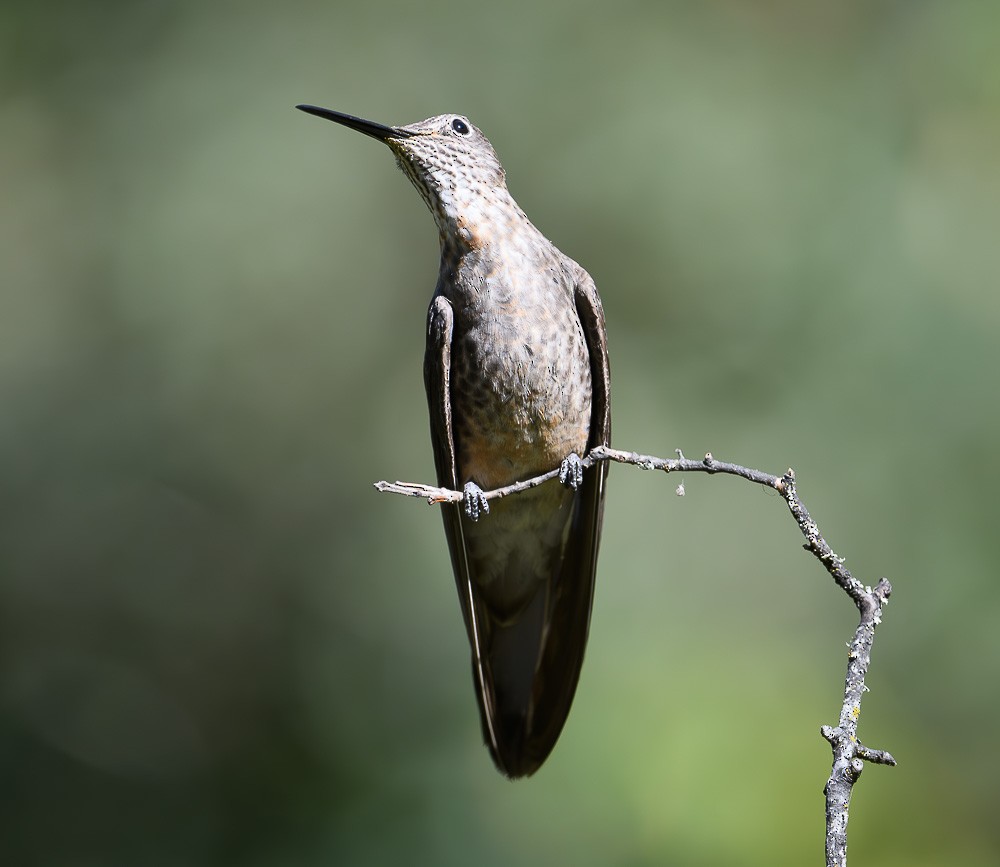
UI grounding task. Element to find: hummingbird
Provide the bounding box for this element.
[297,105,611,777]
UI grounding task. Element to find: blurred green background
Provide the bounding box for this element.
[2,1,998,864]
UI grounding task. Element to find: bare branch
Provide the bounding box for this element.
[375,445,895,865]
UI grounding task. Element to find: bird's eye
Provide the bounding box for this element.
[451,118,470,135]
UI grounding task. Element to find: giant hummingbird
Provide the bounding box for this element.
[297,105,611,777]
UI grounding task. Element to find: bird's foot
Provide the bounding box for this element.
[559,453,584,491]
[463,482,490,521]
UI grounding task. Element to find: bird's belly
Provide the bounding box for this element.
[462,481,574,618]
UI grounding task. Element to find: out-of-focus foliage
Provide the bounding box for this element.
[2,1,998,864]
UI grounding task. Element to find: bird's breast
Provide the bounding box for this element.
[445,248,592,490]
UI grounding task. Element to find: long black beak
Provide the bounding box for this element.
[295,105,412,140]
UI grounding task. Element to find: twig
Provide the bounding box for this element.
[375,445,895,864]
[819,575,895,867]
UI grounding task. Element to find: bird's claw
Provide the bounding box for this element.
[463,482,490,521]
[559,453,584,490]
